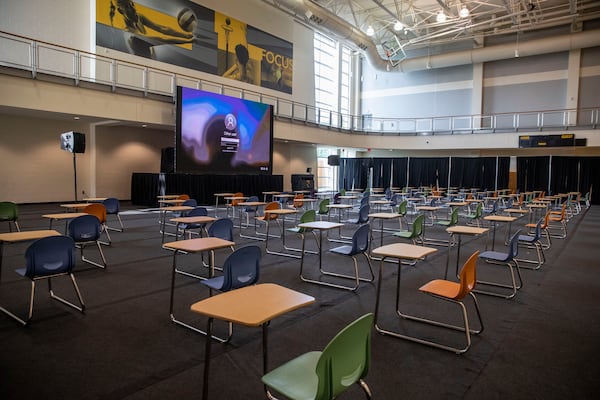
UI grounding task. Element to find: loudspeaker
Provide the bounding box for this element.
[160,147,175,173]
[60,131,86,153]
[72,133,86,153]
[328,155,340,166]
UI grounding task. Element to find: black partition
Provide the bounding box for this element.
[131,173,283,206]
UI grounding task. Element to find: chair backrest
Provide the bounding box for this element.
[68,215,102,243]
[360,196,369,207]
[102,198,120,214]
[208,218,234,241]
[357,204,370,224]
[188,207,208,217]
[507,229,522,259]
[449,206,459,225]
[541,210,551,229]
[24,235,76,278]
[456,250,480,299]
[293,193,304,208]
[220,245,261,291]
[263,201,281,220]
[299,209,316,224]
[84,203,107,224]
[182,199,198,208]
[398,199,408,216]
[318,198,330,215]
[0,201,18,221]
[474,202,483,218]
[177,194,190,201]
[429,198,437,207]
[333,192,341,204]
[245,196,259,212]
[411,214,425,238]
[350,223,371,255]
[231,192,244,206]
[314,313,374,400]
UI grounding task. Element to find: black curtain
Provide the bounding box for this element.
[391,158,408,189]
[372,158,393,188]
[409,157,449,188]
[550,156,580,195]
[517,156,550,193]
[575,157,600,205]
[497,157,510,190]
[339,158,368,191]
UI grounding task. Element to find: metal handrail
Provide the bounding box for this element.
[0,30,598,134]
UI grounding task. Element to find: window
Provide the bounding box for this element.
[314,31,353,128]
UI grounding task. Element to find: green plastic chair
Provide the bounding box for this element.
[262,313,374,400]
[463,202,483,227]
[0,201,20,232]
[317,198,330,220]
[393,213,424,245]
[436,206,459,228]
[286,209,319,253]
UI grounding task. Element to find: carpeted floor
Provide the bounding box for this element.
[1,201,599,399]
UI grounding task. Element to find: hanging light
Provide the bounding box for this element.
[366,25,375,36]
[436,11,447,23]
[394,20,403,31]
[459,5,470,18]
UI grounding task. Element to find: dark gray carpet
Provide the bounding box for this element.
[1,202,599,399]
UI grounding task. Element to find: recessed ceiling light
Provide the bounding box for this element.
[459,6,470,18]
[366,25,375,36]
[73,116,80,120]
[141,124,147,128]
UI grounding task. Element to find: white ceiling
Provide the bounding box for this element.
[262,0,600,68]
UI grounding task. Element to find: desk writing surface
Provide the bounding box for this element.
[169,216,216,224]
[327,204,353,209]
[162,237,234,253]
[484,215,516,222]
[372,243,437,260]
[42,212,87,220]
[60,203,92,209]
[264,209,297,215]
[159,206,194,212]
[447,226,489,235]
[0,230,61,243]
[298,221,344,230]
[368,212,402,219]
[190,283,315,326]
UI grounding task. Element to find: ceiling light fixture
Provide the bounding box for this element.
[459,6,470,18]
[394,20,403,31]
[366,25,375,36]
[436,11,447,23]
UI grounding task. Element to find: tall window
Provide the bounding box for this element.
[314,32,352,128]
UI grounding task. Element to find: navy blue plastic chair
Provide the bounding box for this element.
[180,207,209,239]
[199,245,262,342]
[0,235,85,326]
[326,224,375,291]
[476,230,523,299]
[516,218,545,270]
[68,214,107,269]
[102,197,124,232]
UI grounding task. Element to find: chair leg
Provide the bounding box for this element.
[358,379,372,399]
[475,260,521,299]
[48,275,85,313]
[80,242,107,269]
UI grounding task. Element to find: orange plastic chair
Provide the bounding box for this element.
[548,203,567,238]
[226,192,244,217]
[84,203,111,245]
[417,250,483,354]
[255,201,282,237]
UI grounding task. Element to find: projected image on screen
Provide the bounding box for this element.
[176,87,273,174]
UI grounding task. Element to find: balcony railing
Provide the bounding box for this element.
[1,30,598,134]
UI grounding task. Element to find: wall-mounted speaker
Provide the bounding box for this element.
[327,155,340,166]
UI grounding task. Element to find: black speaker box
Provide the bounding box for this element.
[161,147,175,173]
[328,155,340,166]
[72,132,86,153]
